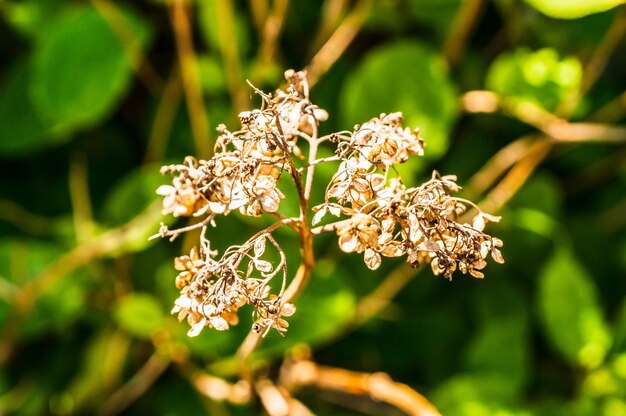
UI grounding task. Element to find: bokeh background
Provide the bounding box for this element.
[1,0,626,415]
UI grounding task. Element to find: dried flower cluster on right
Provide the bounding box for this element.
[314,112,504,279]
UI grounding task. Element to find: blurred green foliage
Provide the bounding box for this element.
[1,0,626,415]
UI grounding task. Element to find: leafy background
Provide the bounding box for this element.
[1,0,626,414]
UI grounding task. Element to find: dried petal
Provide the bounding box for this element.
[364,249,382,270]
[254,237,266,258]
[338,231,358,253]
[281,303,296,317]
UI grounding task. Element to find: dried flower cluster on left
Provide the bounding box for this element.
[155,70,504,338]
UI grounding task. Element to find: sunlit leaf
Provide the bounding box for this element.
[30,5,151,134]
[523,0,626,19]
[432,373,527,415]
[487,48,582,112]
[114,293,165,339]
[538,246,612,369]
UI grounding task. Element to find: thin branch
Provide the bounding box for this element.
[305,0,372,87]
[99,353,170,416]
[354,265,422,327]
[442,0,487,66]
[557,6,626,117]
[590,89,626,122]
[461,90,626,143]
[69,153,95,244]
[0,199,57,236]
[281,359,441,416]
[309,0,350,53]
[144,69,183,163]
[90,0,163,96]
[478,139,552,214]
[255,378,290,416]
[465,135,536,197]
[170,0,212,158]
[250,0,290,85]
[180,363,252,405]
[215,0,248,113]
[249,0,269,38]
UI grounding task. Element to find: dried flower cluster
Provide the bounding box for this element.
[156,70,504,338]
[313,113,504,278]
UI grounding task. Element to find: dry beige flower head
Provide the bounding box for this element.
[155,69,504,338]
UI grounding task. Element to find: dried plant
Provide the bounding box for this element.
[154,70,504,338]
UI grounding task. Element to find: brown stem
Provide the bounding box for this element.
[215,0,248,113]
[305,0,372,87]
[144,70,183,163]
[281,359,441,416]
[179,362,252,404]
[170,0,212,159]
[442,0,487,66]
[69,153,95,244]
[478,139,553,214]
[250,0,290,85]
[557,6,626,117]
[99,353,170,416]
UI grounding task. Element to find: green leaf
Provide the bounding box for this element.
[0,239,89,339]
[486,48,582,112]
[340,41,458,165]
[114,293,165,339]
[538,246,612,369]
[523,0,626,19]
[30,5,151,135]
[0,62,52,155]
[432,373,529,415]
[466,281,530,392]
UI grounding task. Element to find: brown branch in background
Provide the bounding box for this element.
[466,136,535,197]
[215,0,249,113]
[170,0,212,159]
[590,88,626,122]
[461,90,626,143]
[181,364,252,405]
[255,378,291,416]
[144,70,183,163]
[309,0,350,54]
[69,153,95,244]
[305,0,372,87]
[354,265,422,327]
[99,353,171,416]
[442,0,487,67]
[0,199,57,236]
[281,359,441,416]
[250,0,290,85]
[478,139,552,214]
[90,0,163,96]
[557,6,626,117]
[564,146,626,195]
[249,0,269,38]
